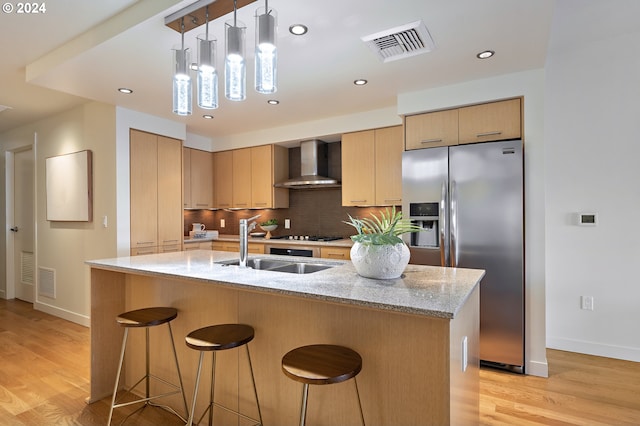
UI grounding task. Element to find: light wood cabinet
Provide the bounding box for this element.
[130,129,182,255]
[213,145,289,209]
[405,97,522,149]
[458,98,521,144]
[183,147,191,208]
[184,241,213,251]
[342,126,403,206]
[211,241,264,253]
[184,148,213,209]
[320,246,351,260]
[405,109,459,150]
[213,150,233,209]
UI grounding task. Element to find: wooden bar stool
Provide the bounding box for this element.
[185,324,263,426]
[108,307,189,425]
[282,344,365,426]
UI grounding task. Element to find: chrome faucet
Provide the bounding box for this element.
[239,214,261,268]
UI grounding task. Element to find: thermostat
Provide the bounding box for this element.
[577,212,597,226]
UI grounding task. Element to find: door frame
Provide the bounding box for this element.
[4,141,36,301]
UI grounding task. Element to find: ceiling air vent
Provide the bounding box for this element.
[362,20,435,63]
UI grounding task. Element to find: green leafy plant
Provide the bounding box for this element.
[260,218,278,226]
[343,207,421,246]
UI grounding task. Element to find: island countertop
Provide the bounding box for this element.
[86,250,484,319]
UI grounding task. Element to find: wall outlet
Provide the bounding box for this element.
[284,219,291,229]
[220,219,225,228]
[581,296,594,311]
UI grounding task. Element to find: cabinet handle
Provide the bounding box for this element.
[328,253,345,258]
[254,202,267,206]
[136,241,155,245]
[476,131,502,137]
[196,203,209,207]
[350,200,367,203]
[384,199,402,203]
[163,239,178,243]
[236,203,248,206]
[136,249,155,255]
[421,138,443,144]
[219,203,230,207]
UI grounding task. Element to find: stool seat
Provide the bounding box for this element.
[185,323,254,351]
[282,344,362,385]
[116,306,177,327]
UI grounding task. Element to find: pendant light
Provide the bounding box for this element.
[225,0,246,101]
[172,18,192,115]
[255,0,277,94]
[197,6,219,109]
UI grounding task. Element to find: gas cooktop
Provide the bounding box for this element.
[269,235,344,242]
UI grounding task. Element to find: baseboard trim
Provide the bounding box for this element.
[35,301,90,327]
[547,337,640,363]
[526,358,549,377]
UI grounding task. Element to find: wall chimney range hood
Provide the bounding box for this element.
[274,139,340,189]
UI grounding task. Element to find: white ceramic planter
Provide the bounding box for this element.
[350,241,410,279]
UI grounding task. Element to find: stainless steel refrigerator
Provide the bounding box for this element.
[402,140,524,372]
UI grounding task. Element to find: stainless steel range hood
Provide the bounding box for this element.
[274,140,340,189]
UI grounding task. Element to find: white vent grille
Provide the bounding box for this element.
[21,252,34,285]
[362,20,435,63]
[38,266,56,299]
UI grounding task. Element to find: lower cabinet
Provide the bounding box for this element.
[184,241,214,251]
[320,247,351,260]
[212,241,265,254]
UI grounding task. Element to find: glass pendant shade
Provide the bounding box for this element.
[225,21,246,101]
[255,7,277,94]
[172,47,192,115]
[197,35,219,109]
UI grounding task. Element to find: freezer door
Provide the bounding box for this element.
[450,140,524,369]
[402,147,449,266]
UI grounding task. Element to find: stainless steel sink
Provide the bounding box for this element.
[216,258,335,274]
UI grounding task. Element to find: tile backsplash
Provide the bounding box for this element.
[184,189,393,238]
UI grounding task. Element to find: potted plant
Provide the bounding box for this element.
[259,218,278,239]
[343,207,421,279]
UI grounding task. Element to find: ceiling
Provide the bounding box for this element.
[0,0,635,141]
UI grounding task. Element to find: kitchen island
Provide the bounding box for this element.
[87,250,483,425]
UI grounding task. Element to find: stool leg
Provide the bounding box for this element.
[354,377,365,426]
[145,327,150,398]
[166,322,189,418]
[187,351,205,426]
[245,345,263,425]
[299,383,309,426]
[108,328,129,426]
[209,352,216,426]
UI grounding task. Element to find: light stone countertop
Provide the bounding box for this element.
[86,250,484,319]
[184,233,354,247]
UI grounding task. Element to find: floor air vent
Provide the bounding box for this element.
[38,266,56,299]
[362,20,435,63]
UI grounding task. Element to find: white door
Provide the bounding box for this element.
[13,148,35,303]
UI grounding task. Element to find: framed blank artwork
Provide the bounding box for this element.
[45,150,93,222]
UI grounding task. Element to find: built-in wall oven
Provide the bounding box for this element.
[263,245,320,258]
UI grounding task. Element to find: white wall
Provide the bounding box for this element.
[397,69,548,377]
[544,27,640,360]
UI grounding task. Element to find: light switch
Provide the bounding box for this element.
[220,219,225,228]
[284,219,291,229]
[102,215,108,228]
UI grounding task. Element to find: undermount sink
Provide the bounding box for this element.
[216,258,335,274]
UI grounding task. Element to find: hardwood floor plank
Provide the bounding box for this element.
[2,299,640,425]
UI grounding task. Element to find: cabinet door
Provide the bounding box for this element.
[342,130,375,206]
[232,148,252,208]
[320,246,351,260]
[183,147,191,208]
[157,136,183,249]
[375,126,403,206]
[458,98,521,144]
[130,130,158,249]
[251,145,273,208]
[405,109,459,150]
[190,149,213,208]
[213,151,233,208]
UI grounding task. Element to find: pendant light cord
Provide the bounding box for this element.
[180,17,185,49]
[233,0,237,27]
[205,6,209,39]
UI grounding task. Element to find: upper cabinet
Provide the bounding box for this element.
[183,147,213,209]
[405,109,459,150]
[458,98,521,144]
[213,144,289,209]
[405,98,522,150]
[342,125,403,206]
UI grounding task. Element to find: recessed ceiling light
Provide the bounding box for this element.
[289,24,308,35]
[354,79,368,86]
[118,88,133,94]
[476,50,495,59]
[267,99,279,105]
[203,114,214,119]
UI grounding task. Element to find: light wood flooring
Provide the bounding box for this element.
[1,299,640,425]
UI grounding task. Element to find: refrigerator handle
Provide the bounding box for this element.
[450,180,458,267]
[440,181,449,267]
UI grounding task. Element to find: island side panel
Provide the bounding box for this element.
[239,291,451,426]
[89,268,126,403]
[449,286,480,425]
